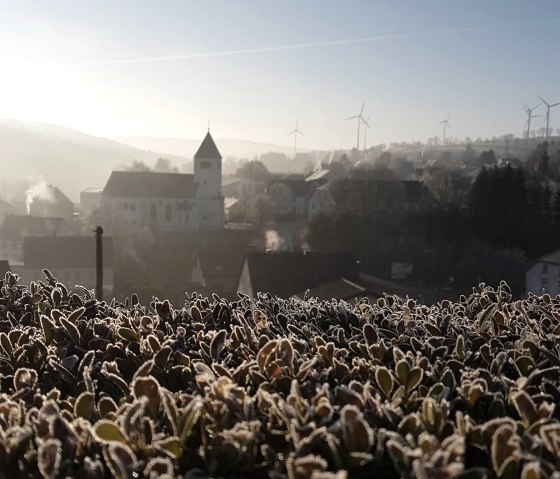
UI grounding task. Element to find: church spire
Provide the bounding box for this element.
[194,131,222,159]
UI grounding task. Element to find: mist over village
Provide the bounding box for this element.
[0,2,560,478]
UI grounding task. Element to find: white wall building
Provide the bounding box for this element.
[101,132,224,234]
[526,250,560,296]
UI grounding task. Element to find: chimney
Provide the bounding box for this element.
[95,226,103,301]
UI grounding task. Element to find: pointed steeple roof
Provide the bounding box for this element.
[194,132,222,159]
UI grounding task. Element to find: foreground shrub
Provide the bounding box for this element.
[0,271,559,478]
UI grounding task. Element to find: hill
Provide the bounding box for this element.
[0,119,187,200]
[113,135,301,159]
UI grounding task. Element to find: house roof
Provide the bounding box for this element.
[42,185,73,206]
[292,277,366,301]
[194,132,222,159]
[305,169,331,182]
[23,236,114,269]
[242,251,359,298]
[103,171,197,199]
[194,250,245,280]
[224,197,239,209]
[268,178,314,198]
[0,215,68,242]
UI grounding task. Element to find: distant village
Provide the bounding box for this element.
[0,129,559,303]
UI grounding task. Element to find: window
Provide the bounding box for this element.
[130,203,136,212]
[543,264,549,274]
[165,204,172,222]
[123,203,129,211]
[150,204,157,221]
[200,161,211,169]
[184,213,189,222]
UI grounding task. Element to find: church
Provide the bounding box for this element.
[101,132,224,233]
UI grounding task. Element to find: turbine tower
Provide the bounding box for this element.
[288,119,305,157]
[537,96,560,137]
[524,104,540,138]
[347,101,366,150]
[362,115,371,151]
[439,115,451,145]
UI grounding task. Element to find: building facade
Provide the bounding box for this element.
[101,132,224,234]
[526,250,560,296]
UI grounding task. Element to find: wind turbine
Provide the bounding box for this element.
[362,115,371,151]
[439,115,451,145]
[524,104,540,138]
[537,96,560,137]
[347,101,365,150]
[288,119,305,156]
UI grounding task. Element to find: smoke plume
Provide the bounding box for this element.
[25,181,54,215]
[266,230,284,252]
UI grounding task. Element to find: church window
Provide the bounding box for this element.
[165,204,172,222]
[130,203,136,212]
[150,204,157,221]
[123,203,129,211]
[200,161,211,169]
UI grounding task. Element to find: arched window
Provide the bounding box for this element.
[130,203,136,212]
[123,203,129,211]
[165,204,172,222]
[150,204,157,221]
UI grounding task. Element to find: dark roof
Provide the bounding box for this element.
[23,236,114,269]
[103,171,197,199]
[0,261,10,277]
[243,251,359,298]
[0,215,68,242]
[268,178,314,198]
[195,250,245,279]
[44,185,73,206]
[194,132,222,159]
[359,273,452,305]
[292,277,366,301]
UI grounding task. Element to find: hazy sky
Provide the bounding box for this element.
[0,0,559,149]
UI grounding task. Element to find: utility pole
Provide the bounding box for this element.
[95,226,103,301]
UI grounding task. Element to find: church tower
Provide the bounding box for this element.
[194,131,223,230]
[194,131,222,199]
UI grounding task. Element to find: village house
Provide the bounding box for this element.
[80,188,103,214]
[20,236,114,296]
[191,250,246,300]
[237,251,359,299]
[0,215,69,264]
[526,249,560,296]
[28,185,74,221]
[325,179,437,217]
[101,132,224,234]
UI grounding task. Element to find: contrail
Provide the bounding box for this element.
[67,18,560,67]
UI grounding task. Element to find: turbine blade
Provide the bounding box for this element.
[347,115,359,120]
[360,101,365,115]
[537,96,549,107]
